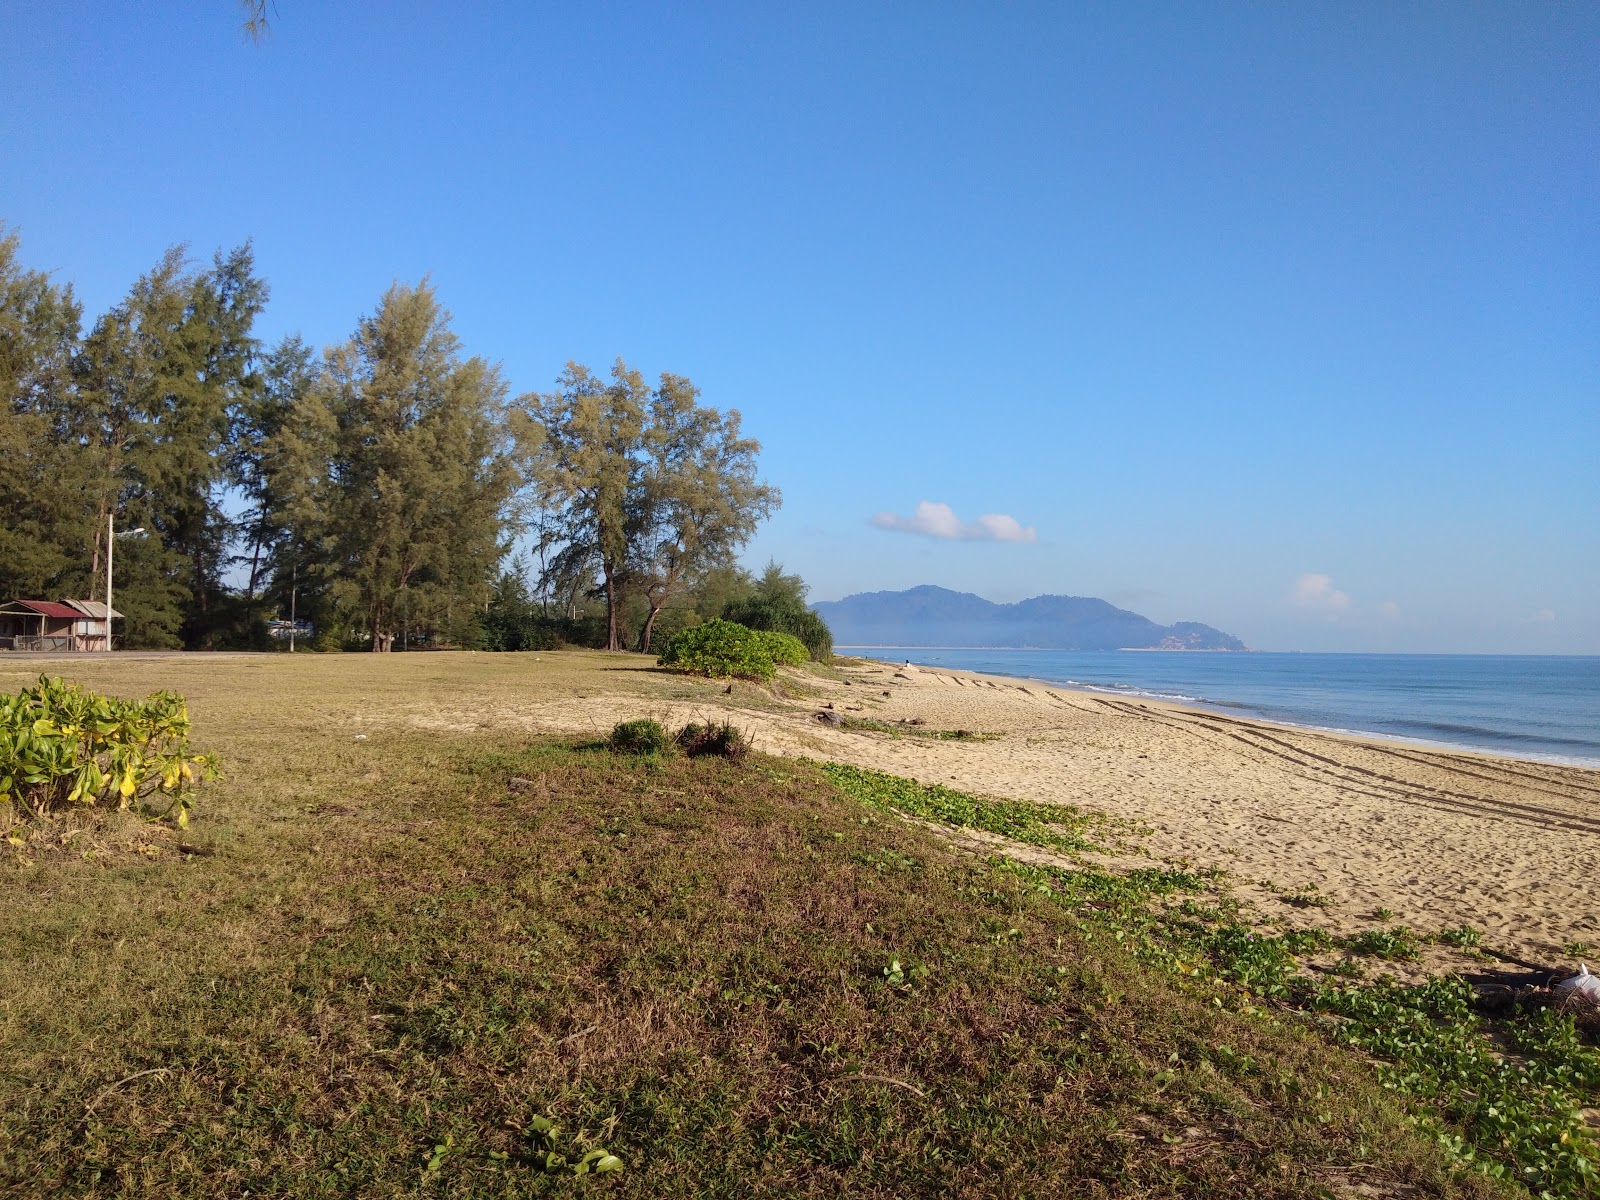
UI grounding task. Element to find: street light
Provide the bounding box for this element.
[105,515,146,652]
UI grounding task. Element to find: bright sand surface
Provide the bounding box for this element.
[400,653,1600,971]
[6,649,1596,970]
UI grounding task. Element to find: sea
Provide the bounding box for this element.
[837,649,1600,768]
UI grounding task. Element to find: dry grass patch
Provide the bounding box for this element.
[0,653,1516,1196]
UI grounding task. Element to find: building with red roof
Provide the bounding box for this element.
[0,599,123,652]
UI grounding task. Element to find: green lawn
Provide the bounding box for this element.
[0,653,1530,1196]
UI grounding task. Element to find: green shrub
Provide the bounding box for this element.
[656,619,775,682]
[674,720,751,761]
[445,615,490,650]
[0,675,218,829]
[608,719,670,756]
[756,630,809,666]
[722,596,832,661]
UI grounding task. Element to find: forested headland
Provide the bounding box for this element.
[0,224,820,654]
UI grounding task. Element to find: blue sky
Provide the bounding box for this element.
[4,2,1596,652]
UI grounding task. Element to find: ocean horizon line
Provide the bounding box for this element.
[839,646,1600,659]
[841,646,1600,769]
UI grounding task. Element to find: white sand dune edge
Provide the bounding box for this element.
[406,655,1600,971]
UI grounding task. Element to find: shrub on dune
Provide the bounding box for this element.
[656,619,777,683]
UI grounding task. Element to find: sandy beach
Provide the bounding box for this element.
[6,649,1594,971]
[801,661,1600,968]
[399,653,1600,971]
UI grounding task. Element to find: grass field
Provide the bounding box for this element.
[0,652,1542,1196]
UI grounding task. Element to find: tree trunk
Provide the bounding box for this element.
[90,513,105,596]
[603,565,620,651]
[638,603,663,654]
[242,530,263,641]
[195,544,214,650]
[245,525,263,602]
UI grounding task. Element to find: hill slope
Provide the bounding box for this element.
[813,584,1246,650]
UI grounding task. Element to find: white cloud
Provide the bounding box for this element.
[1292,573,1351,611]
[871,500,1038,543]
[1377,600,1402,622]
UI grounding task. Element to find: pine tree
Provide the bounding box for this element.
[632,375,777,652]
[515,362,778,653]
[515,361,650,651]
[323,281,513,650]
[68,244,266,647]
[228,335,328,627]
[0,225,91,600]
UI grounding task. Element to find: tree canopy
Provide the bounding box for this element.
[514,361,777,652]
[0,223,801,655]
[723,560,834,661]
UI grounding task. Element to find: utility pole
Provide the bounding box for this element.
[105,518,145,652]
[289,560,298,653]
[104,513,114,652]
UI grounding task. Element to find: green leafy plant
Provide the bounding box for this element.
[425,1134,452,1173]
[523,1116,623,1175]
[0,675,218,830]
[1325,957,1367,979]
[1436,925,1483,949]
[818,761,1097,854]
[1346,926,1423,961]
[755,630,809,666]
[879,957,929,989]
[722,563,833,661]
[1314,979,1600,1194]
[656,619,776,682]
[608,719,670,756]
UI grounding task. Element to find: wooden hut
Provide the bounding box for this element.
[0,599,122,651]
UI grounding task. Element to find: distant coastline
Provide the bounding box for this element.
[1116,646,1249,652]
[837,645,1246,653]
[841,645,1600,769]
[815,585,1246,653]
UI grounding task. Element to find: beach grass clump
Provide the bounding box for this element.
[608,718,670,756]
[837,715,1001,742]
[656,619,778,682]
[1282,883,1333,909]
[673,719,751,761]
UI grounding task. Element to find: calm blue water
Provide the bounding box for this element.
[839,649,1600,768]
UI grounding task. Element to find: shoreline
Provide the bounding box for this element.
[841,647,1600,772]
[764,656,1600,968]
[3,650,1594,970]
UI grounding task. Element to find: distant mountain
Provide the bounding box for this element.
[812,585,1247,651]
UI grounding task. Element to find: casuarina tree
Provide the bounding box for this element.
[514,361,777,653]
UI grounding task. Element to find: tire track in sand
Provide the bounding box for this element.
[1090,697,1600,837]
